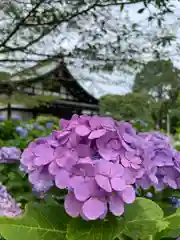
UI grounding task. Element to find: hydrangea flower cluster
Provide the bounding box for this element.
[0,147,21,163]
[169,197,180,208]
[20,114,180,220]
[16,126,28,137]
[0,183,21,217]
[136,131,180,191]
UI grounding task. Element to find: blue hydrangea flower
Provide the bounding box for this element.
[46,122,54,128]
[0,116,5,121]
[0,147,21,163]
[25,124,32,130]
[139,120,148,126]
[33,123,44,131]
[146,192,153,198]
[169,197,180,208]
[12,116,21,121]
[16,126,28,137]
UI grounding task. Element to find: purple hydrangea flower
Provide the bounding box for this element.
[0,147,21,163]
[20,115,180,220]
[21,115,143,220]
[21,135,56,192]
[0,183,21,217]
[136,131,180,191]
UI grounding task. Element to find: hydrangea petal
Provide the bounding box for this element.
[98,147,119,160]
[122,132,135,143]
[33,156,51,166]
[70,176,85,189]
[121,155,130,167]
[59,119,69,128]
[89,116,101,130]
[64,192,82,217]
[88,129,106,139]
[149,173,159,184]
[74,180,97,201]
[75,125,91,136]
[34,144,53,157]
[111,177,126,191]
[56,155,76,170]
[101,117,116,130]
[48,161,60,175]
[163,176,177,189]
[131,163,141,169]
[110,139,121,150]
[109,163,124,177]
[95,175,112,192]
[76,163,95,177]
[55,169,70,189]
[95,161,111,176]
[99,205,108,219]
[82,198,106,220]
[121,185,136,204]
[123,168,136,184]
[109,195,124,216]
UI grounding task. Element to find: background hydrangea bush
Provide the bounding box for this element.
[0,115,179,239]
[0,116,59,149]
[0,116,59,207]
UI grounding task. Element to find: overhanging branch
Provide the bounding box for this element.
[0,0,46,48]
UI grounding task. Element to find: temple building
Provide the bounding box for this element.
[0,61,99,120]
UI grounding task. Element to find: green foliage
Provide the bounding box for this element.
[0,203,70,240]
[100,93,154,125]
[131,120,153,132]
[132,60,180,131]
[0,117,59,149]
[67,215,124,240]
[156,208,180,239]
[35,115,59,126]
[122,197,168,240]
[0,163,35,207]
[133,60,180,98]
[0,197,176,240]
[0,120,19,142]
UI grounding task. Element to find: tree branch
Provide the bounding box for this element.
[0,0,46,48]
[0,1,101,53]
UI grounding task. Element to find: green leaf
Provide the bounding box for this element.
[67,215,125,240]
[122,197,168,240]
[157,208,180,238]
[120,4,124,11]
[157,202,176,217]
[170,190,180,198]
[0,203,70,240]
